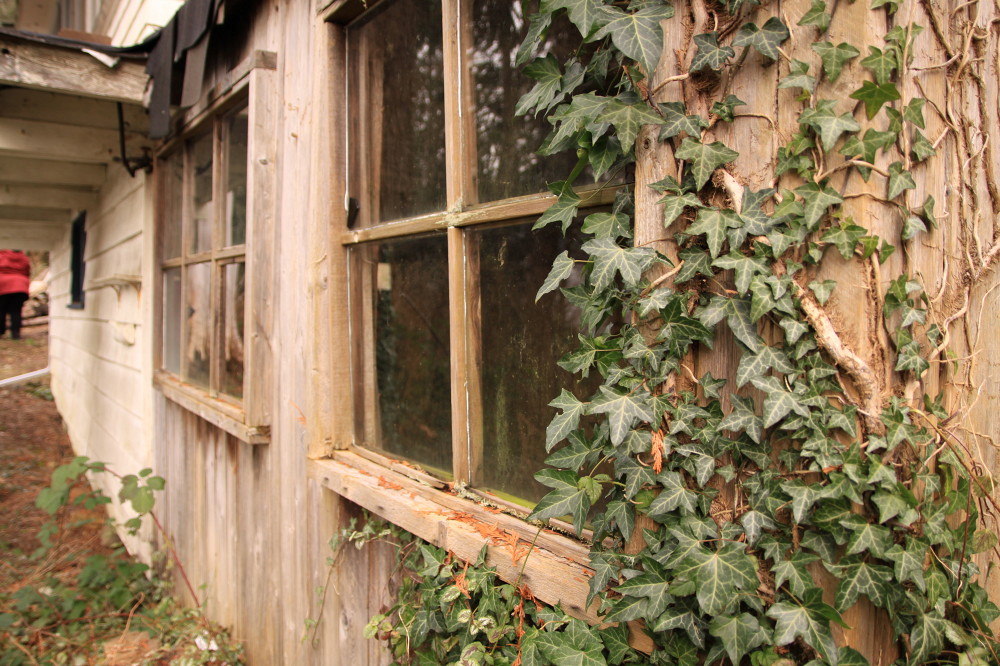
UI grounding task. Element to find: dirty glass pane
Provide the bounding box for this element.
[474,220,589,504]
[162,152,183,260]
[183,261,212,389]
[221,262,245,399]
[225,108,248,247]
[363,234,451,474]
[163,267,182,374]
[470,1,590,203]
[190,132,214,254]
[348,0,446,224]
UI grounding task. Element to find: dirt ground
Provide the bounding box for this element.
[0,322,113,603]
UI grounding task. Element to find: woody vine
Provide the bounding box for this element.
[347,0,1000,663]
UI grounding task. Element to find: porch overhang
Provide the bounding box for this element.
[0,28,153,250]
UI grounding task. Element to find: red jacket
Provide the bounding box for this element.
[0,250,30,296]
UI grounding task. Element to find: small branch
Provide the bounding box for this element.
[817,160,891,181]
[651,73,689,96]
[717,169,744,213]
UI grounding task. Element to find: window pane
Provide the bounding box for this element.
[470,0,587,203]
[163,267,182,374]
[225,108,248,246]
[184,262,212,388]
[474,221,589,503]
[348,0,446,224]
[190,132,214,254]
[221,262,245,398]
[359,235,451,474]
[162,152,183,259]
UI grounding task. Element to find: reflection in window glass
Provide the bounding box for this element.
[348,0,446,223]
[470,1,588,203]
[221,262,245,398]
[163,268,182,374]
[475,221,589,504]
[362,235,451,474]
[191,132,214,254]
[184,262,212,388]
[226,109,248,246]
[163,153,183,259]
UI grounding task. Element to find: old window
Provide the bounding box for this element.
[343,0,607,507]
[68,212,86,309]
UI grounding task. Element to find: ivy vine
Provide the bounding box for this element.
[355,1,1000,664]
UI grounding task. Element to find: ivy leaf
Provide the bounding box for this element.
[516,12,552,67]
[840,129,896,180]
[767,588,842,665]
[749,276,777,322]
[604,500,635,542]
[709,614,770,665]
[675,138,740,191]
[809,279,837,305]
[616,564,672,617]
[540,0,609,37]
[909,615,951,665]
[727,297,764,352]
[713,252,769,295]
[529,477,591,531]
[827,557,893,611]
[860,46,898,85]
[779,317,809,344]
[658,298,713,355]
[582,238,656,290]
[720,395,763,443]
[871,0,901,13]
[537,251,577,301]
[699,372,726,400]
[690,31,735,72]
[535,182,582,232]
[885,539,928,591]
[850,80,901,119]
[795,181,844,229]
[711,95,746,123]
[686,207,742,258]
[887,161,916,199]
[773,551,818,596]
[822,221,867,259]
[582,212,630,239]
[732,17,790,61]
[839,514,891,557]
[658,101,708,140]
[546,440,593,470]
[616,454,656,499]
[593,4,675,74]
[902,215,927,241]
[799,100,862,152]
[910,130,936,162]
[597,97,666,154]
[589,386,653,446]
[516,55,566,117]
[811,41,860,82]
[674,248,714,283]
[652,609,707,648]
[736,346,795,388]
[547,92,611,151]
[902,97,926,129]
[659,192,704,226]
[648,470,698,516]
[534,620,608,666]
[546,389,589,451]
[589,134,621,179]
[779,59,816,93]
[688,543,760,616]
[740,510,778,546]
[779,480,822,523]
[797,0,831,32]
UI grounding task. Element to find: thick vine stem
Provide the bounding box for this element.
[793,282,885,435]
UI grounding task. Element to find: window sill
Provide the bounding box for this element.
[309,450,599,620]
[154,371,269,445]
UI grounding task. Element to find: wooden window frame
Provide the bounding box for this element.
[153,59,277,446]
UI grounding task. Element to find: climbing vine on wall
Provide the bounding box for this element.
[357,0,1000,664]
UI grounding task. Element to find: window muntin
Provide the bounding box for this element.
[345,1,608,508]
[160,101,248,403]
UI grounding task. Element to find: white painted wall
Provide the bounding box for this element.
[98,0,182,46]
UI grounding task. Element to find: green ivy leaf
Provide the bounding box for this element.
[773,551,818,596]
[902,215,927,241]
[537,251,577,301]
[908,615,951,665]
[686,207,742,257]
[710,94,746,123]
[860,46,898,85]
[597,97,666,154]
[827,557,893,611]
[796,181,844,229]
[902,97,926,129]
[540,0,609,37]
[910,130,935,162]
[582,238,656,289]
[657,101,708,140]
[871,0,901,13]
[593,4,675,75]
[690,31,735,72]
[740,510,778,546]
[709,614,770,665]
[687,543,759,616]
[840,129,896,180]
[767,588,841,665]
[732,17,790,61]
[887,161,916,199]
[651,609,706,648]
[617,454,656,500]
[515,12,552,67]
[675,138,740,191]
[546,389,589,451]
[530,472,591,532]
[616,564,672,617]
[534,618,608,666]
[779,480,821,523]
[589,134,621,179]
[799,99,861,152]
[720,395,763,443]
[648,470,698,516]
[516,55,566,117]
[535,182,582,232]
[885,539,927,591]
[850,80,901,119]
[736,346,795,388]
[839,514,891,557]
[589,386,653,446]
[798,0,831,32]
[809,279,837,305]
[659,192,704,226]
[779,59,816,93]
[822,221,867,259]
[712,252,769,295]
[582,212,631,239]
[674,248,714,283]
[811,41,860,82]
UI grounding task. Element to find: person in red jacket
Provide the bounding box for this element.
[0,249,31,340]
